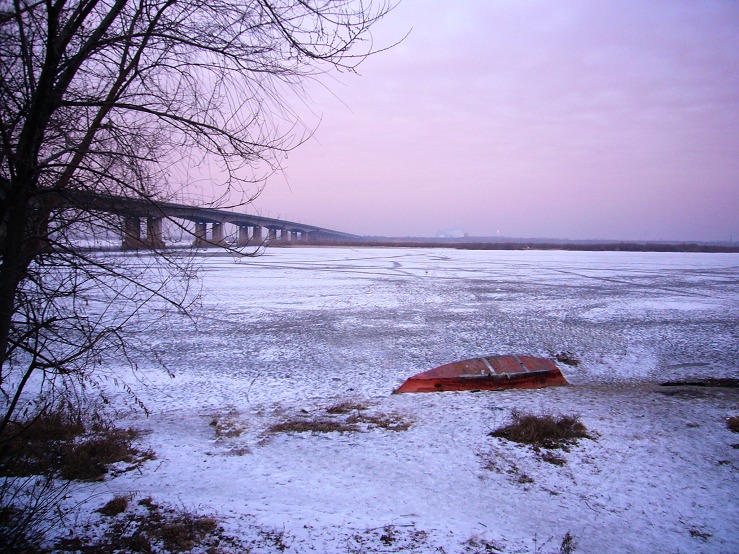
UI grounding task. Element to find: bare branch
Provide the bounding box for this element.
[0,0,395,447]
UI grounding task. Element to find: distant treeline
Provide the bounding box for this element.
[300,239,739,253]
[453,242,739,253]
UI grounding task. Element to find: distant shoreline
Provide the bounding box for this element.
[270,239,739,253]
[77,239,739,254]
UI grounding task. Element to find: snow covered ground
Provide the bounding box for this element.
[75,248,738,552]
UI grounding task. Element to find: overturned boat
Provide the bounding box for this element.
[394,355,568,393]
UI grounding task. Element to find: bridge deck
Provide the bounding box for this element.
[59,190,359,239]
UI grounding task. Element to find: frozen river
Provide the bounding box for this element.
[138,247,739,408]
[83,247,739,553]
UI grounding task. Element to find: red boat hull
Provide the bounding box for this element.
[394,355,568,393]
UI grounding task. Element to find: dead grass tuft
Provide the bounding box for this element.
[155,512,219,551]
[266,401,413,436]
[0,406,153,549]
[0,474,70,551]
[348,524,430,553]
[97,494,131,517]
[539,450,567,466]
[559,531,576,553]
[517,472,534,485]
[555,351,581,367]
[727,416,739,433]
[8,409,85,443]
[661,378,739,388]
[326,400,368,414]
[346,412,413,432]
[689,528,712,542]
[56,497,238,553]
[464,534,503,552]
[258,527,290,551]
[380,525,396,545]
[479,454,537,487]
[0,407,153,481]
[61,428,152,481]
[490,411,589,451]
[210,409,246,439]
[268,418,359,434]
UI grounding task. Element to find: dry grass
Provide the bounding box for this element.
[156,513,219,551]
[555,351,581,367]
[0,474,70,552]
[326,400,368,414]
[97,494,131,517]
[727,416,739,433]
[346,412,413,432]
[258,527,290,551]
[0,407,153,481]
[463,534,503,553]
[661,378,739,388]
[517,472,534,485]
[56,497,234,553]
[539,450,567,466]
[490,411,589,451]
[689,528,712,542]
[348,524,430,553]
[0,406,154,551]
[268,418,360,434]
[479,455,536,486]
[210,408,246,439]
[62,428,151,481]
[559,531,576,553]
[267,400,412,436]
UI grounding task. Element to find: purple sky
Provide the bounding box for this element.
[251,0,738,241]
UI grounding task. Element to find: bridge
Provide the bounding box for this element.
[61,191,361,249]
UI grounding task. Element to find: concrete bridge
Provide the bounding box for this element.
[62,191,360,249]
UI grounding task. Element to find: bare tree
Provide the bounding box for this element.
[0,0,394,433]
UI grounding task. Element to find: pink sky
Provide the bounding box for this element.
[251,0,738,241]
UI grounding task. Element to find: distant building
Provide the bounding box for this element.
[436,228,466,238]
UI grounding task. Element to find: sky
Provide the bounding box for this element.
[250,0,739,242]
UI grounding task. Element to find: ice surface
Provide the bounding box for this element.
[63,248,738,552]
[125,248,738,402]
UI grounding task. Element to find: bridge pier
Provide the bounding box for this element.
[122,216,165,249]
[237,226,249,247]
[212,222,226,246]
[306,231,343,245]
[304,231,321,244]
[193,222,230,248]
[122,216,142,249]
[146,217,165,249]
[237,225,266,246]
[193,222,207,247]
[100,194,359,250]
